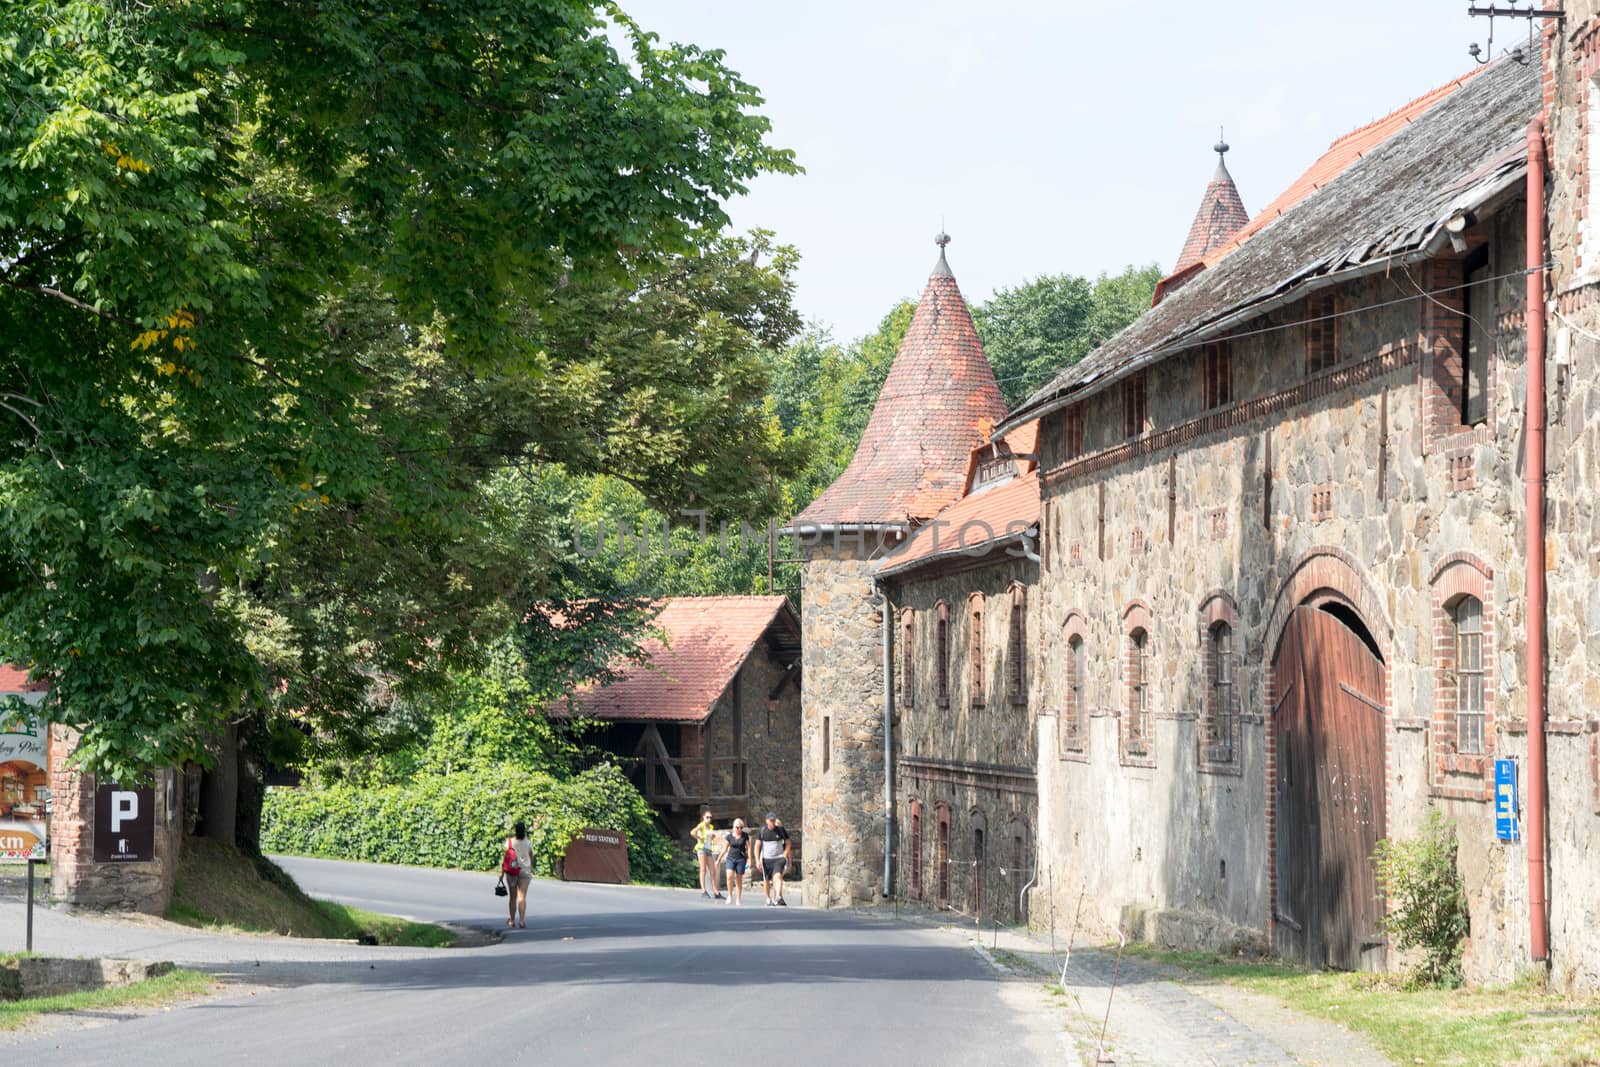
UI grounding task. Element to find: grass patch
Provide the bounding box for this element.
[169,837,454,947]
[0,969,211,1032]
[1125,944,1600,1066]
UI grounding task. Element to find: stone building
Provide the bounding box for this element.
[557,596,803,848]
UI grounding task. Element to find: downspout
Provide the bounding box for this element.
[1525,115,1550,964]
[874,578,894,900]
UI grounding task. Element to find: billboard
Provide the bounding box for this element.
[0,698,49,861]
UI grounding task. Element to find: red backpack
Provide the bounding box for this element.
[502,838,521,876]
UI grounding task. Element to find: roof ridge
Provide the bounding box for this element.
[1326,66,1484,152]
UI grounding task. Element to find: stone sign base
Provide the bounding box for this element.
[0,957,174,1001]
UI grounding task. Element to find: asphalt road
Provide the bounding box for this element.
[5,857,1060,1065]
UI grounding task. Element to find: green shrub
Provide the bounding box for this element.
[262,763,693,887]
[1373,809,1469,988]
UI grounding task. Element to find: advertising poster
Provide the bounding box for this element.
[0,698,49,860]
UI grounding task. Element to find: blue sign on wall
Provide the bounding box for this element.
[1494,758,1519,842]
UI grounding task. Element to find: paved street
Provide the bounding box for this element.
[0,858,1062,1065]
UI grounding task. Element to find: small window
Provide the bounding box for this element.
[1064,403,1086,460]
[1063,635,1085,752]
[972,826,985,914]
[935,601,950,707]
[969,595,985,707]
[1203,340,1232,409]
[1462,247,1491,426]
[936,806,952,904]
[1123,372,1148,438]
[1006,587,1026,705]
[822,715,831,772]
[1208,621,1234,755]
[1454,596,1485,754]
[901,609,915,708]
[909,800,923,899]
[1305,291,1339,374]
[1127,628,1150,752]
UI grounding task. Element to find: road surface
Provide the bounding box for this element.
[2,857,1061,1064]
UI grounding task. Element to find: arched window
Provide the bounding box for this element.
[1006,584,1026,705]
[1060,611,1088,758]
[901,608,915,708]
[935,803,952,904]
[1453,595,1485,754]
[1121,601,1155,766]
[935,601,951,707]
[968,593,985,707]
[972,821,986,915]
[1009,817,1031,922]
[1198,592,1241,771]
[908,798,923,900]
[1209,621,1235,749]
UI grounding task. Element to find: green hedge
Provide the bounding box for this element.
[261,763,693,886]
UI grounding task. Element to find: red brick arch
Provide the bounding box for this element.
[1263,546,1393,667]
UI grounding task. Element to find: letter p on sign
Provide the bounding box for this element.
[111,791,139,833]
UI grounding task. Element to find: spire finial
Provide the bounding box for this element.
[931,228,953,276]
[1215,126,1229,159]
[935,230,950,250]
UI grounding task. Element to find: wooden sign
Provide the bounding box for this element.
[561,827,630,884]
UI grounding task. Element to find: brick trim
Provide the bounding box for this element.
[1429,553,1496,801]
[935,599,950,708]
[1060,610,1089,762]
[900,608,915,708]
[1263,546,1394,669]
[907,795,924,900]
[968,592,985,708]
[1121,601,1156,769]
[1006,582,1027,707]
[1197,590,1243,776]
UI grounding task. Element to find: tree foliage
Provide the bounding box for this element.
[0,0,798,782]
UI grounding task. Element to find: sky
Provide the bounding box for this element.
[619,1,1530,343]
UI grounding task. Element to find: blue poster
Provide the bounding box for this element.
[1494,758,1519,842]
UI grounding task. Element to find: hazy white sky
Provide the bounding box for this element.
[620,1,1526,343]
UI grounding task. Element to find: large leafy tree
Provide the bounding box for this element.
[0,0,797,783]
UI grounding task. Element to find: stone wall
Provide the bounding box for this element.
[1032,195,1600,986]
[798,533,896,906]
[48,726,182,914]
[888,554,1039,922]
[700,637,803,859]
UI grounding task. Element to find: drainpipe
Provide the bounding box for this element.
[873,578,894,899]
[1524,115,1550,964]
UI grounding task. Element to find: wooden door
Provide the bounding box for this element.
[1273,605,1387,970]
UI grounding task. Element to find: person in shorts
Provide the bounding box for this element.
[692,810,724,900]
[503,821,533,929]
[757,812,790,906]
[717,819,749,905]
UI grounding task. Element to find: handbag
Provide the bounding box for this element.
[494,873,509,897]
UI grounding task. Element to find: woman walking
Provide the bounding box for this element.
[692,810,724,900]
[503,821,533,929]
[717,818,750,906]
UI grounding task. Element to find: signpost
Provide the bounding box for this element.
[1,697,49,951]
[1494,758,1520,842]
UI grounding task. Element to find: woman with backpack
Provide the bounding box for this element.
[503,821,533,929]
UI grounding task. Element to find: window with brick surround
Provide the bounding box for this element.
[935,803,951,904]
[900,608,915,708]
[968,593,985,707]
[1198,593,1241,771]
[1127,629,1150,752]
[1006,584,1026,705]
[935,600,950,708]
[1061,612,1088,757]
[1063,403,1086,460]
[1122,371,1148,438]
[1202,340,1232,409]
[908,799,923,899]
[1461,246,1491,426]
[1304,290,1340,374]
[1453,596,1485,754]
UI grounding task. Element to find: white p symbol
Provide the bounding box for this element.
[111,791,138,833]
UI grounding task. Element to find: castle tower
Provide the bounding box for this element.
[1173,136,1250,273]
[787,235,1007,906]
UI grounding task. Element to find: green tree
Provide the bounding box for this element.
[974,265,1162,406]
[0,0,798,784]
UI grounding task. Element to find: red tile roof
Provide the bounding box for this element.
[877,470,1039,578]
[790,244,1008,530]
[1173,154,1250,274]
[557,597,797,723]
[0,665,47,693]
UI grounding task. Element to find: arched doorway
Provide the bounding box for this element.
[1272,602,1387,971]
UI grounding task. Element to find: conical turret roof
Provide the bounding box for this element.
[792,236,1008,530]
[1173,139,1250,273]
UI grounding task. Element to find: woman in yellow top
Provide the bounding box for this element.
[692,810,724,900]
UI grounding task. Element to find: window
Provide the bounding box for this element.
[1462,247,1491,426]
[1202,340,1232,409]
[822,715,831,773]
[1122,372,1148,438]
[1006,585,1026,705]
[1454,596,1485,754]
[969,594,985,707]
[1063,635,1085,752]
[1127,628,1150,753]
[1063,403,1086,460]
[972,825,985,914]
[901,609,915,708]
[1304,290,1339,374]
[935,601,950,707]
[909,800,923,899]
[1208,622,1234,753]
[936,805,952,904]
[1010,820,1030,922]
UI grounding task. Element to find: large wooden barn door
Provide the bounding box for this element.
[1273,605,1387,970]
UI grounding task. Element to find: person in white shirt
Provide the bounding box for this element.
[504,821,534,929]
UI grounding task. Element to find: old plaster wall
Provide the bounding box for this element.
[890,555,1039,923]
